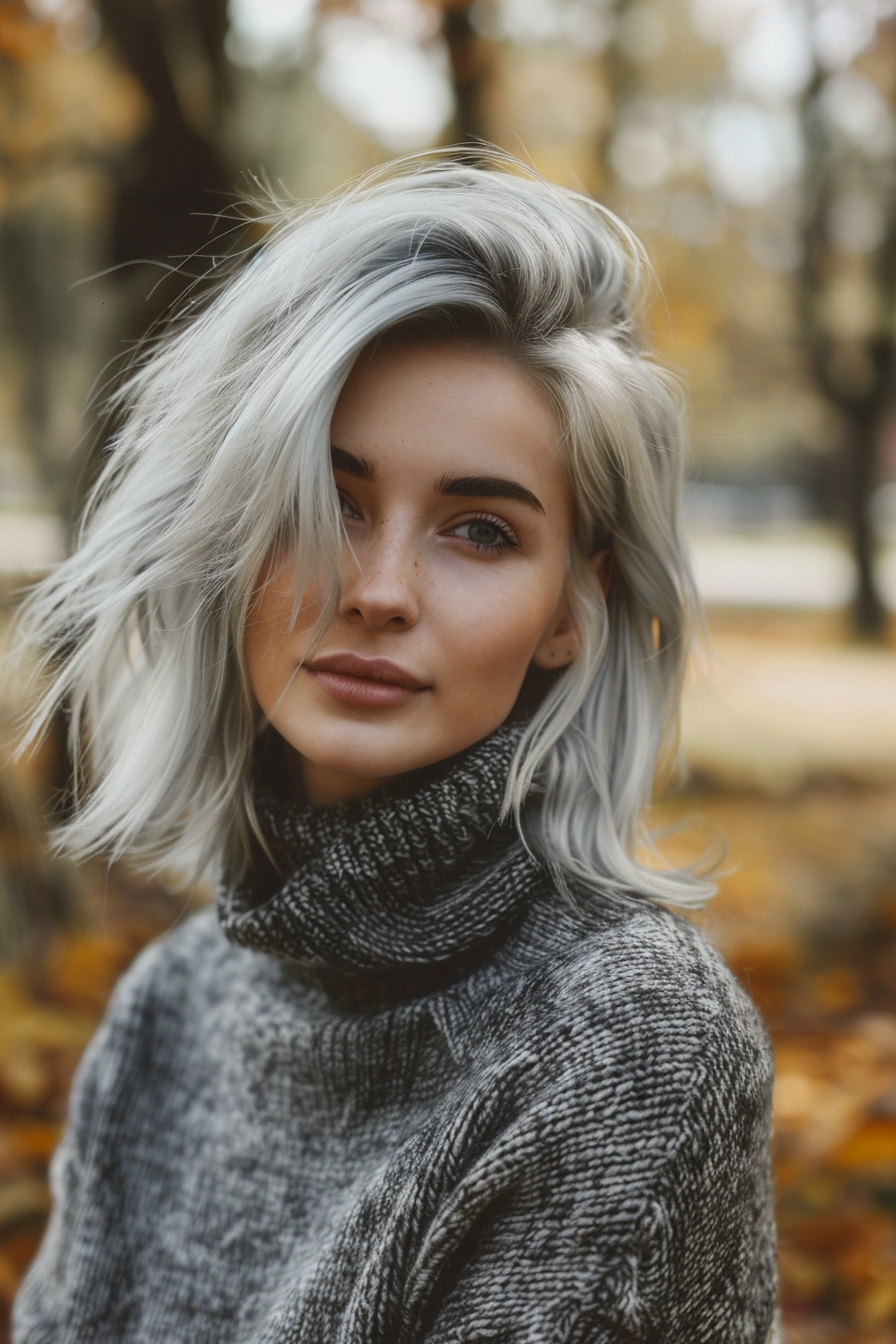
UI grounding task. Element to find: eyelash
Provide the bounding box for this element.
[338,494,520,554]
[338,491,363,522]
[446,513,520,553]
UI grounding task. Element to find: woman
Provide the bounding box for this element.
[13,153,777,1343]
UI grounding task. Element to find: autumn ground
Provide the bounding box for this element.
[1,609,895,1343]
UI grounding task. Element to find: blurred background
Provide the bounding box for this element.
[1,0,896,1338]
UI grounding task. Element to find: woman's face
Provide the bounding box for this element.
[245,340,589,805]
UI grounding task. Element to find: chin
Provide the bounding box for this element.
[298,729,439,781]
[297,720,489,784]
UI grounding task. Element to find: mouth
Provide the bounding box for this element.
[304,652,431,709]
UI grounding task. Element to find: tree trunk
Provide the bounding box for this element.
[441,0,488,148]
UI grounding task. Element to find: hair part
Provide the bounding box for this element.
[13,148,711,905]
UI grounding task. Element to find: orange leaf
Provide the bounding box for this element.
[830,1117,896,1172]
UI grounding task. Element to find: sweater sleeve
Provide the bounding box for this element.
[12,939,164,1344]
[412,925,778,1344]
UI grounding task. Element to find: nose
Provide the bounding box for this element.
[339,522,420,630]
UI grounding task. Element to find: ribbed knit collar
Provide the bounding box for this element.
[216,725,540,997]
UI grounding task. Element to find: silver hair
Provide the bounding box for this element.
[13,150,710,904]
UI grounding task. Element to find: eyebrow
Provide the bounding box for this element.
[330,447,544,514]
[436,474,545,513]
[331,445,375,481]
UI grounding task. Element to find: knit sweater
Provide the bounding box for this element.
[14,726,778,1344]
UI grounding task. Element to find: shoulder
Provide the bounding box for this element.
[570,900,766,1036]
[553,896,769,1049]
[53,909,231,1155]
[513,895,773,1145]
[102,906,236,1021]
[70,909,241,1090]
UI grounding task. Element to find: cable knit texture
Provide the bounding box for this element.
[14,726,778,1344]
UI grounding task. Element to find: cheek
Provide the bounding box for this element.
[436,568,561,694]
[243,608,281,712]
[243,563,313,700]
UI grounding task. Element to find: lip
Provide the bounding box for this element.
[304,652,431,709]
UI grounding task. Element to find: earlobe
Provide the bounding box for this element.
[532,642,578,669]
[531,599,580,670]
[531,549,611,671]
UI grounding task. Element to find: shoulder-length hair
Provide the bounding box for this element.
[14,150,710,905]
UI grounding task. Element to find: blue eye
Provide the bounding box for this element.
[450,516,519,551]
[338,492,362,521]
[465,520,504,547]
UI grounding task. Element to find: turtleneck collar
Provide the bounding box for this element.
[216,725,541,999]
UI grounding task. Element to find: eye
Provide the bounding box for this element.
[338,490,363,521]
[447,515,520,552]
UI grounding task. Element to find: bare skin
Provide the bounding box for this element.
[244,340,606,805]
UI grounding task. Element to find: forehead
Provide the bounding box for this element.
[331,340,568,506]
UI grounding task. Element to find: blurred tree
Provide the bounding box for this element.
[92,0,235,481]
[0,0,147,522]
[591,0,896,636]
[95,0,231,274]
[0,0,235,525]
[798,24,896,636]
[440,0,490,145]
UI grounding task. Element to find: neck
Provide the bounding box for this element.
[294,751,390,806]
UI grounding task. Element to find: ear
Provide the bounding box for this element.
[531,548,613,671]
[594,546,613,599]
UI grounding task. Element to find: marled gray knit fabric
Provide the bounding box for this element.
[14,726,778,1344]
